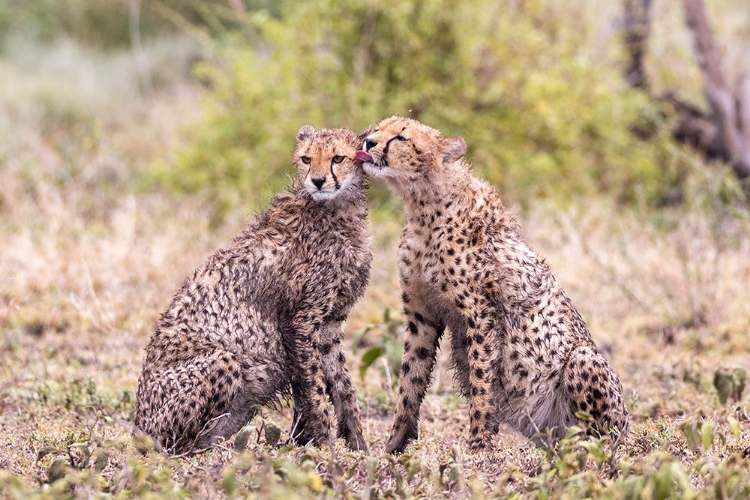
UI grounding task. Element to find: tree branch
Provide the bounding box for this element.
[621,0,750,183]
[737,74,750,146]
[623,0,653,89]
[683,0,750,180]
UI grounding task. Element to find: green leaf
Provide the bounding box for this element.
[93,449,109,472]
[359,346,386,381]
[669,462,692,493]
[36,446,61,462]
[733,368,747,400]
[727,416,741,438]
[264,423,281,448]
[234,425,255,451]
[700,421,716,450]
[680,420,699,451]
[352,325,376,351]
[47,458,70,484]
[132,432,155,454]
[574,411,592,423]
[383,307,393,323]
[221,466,237,496]
[653,463,676,500]
[566,425,584,437]
[714,368,734,404]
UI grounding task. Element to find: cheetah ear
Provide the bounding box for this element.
[357,126,374,140]
[296,125,315,142]
[442,136,466,164]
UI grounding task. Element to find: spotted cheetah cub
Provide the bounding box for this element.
[357,116,629,453]
[134,126,372,454]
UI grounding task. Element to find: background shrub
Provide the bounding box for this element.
[148,0,684,214]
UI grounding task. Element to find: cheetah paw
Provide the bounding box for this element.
[468,437,488,451]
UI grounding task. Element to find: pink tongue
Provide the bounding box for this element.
[354,150,373,166]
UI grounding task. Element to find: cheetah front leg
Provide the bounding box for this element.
[462,309,497,450]
[290,379,314,446]
[385,297,445,454]
[290,323,366,450]
[319,322,367,451]
[288,314,333,448]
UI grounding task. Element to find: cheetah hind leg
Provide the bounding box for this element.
[193,386,261,451]
[192,361,275,451]
[562,344,630,439]
[135,350,245,455]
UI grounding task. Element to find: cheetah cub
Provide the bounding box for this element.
[357,116,629,453]
[134,126,372,455]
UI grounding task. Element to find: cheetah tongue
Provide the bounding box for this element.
[354,150,373,166]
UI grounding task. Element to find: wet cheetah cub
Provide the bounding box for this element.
[357,116,629,453]
[134,126,372,454]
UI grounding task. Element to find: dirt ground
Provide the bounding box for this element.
[1,55,749,498]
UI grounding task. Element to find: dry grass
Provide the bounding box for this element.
[1,37,749,499]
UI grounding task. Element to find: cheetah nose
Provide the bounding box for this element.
[311,177,326,190]
[364,139,377,151]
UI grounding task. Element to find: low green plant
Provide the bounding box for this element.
[354,307,404,387]
[713,366,747,405]
[513,418,750,500]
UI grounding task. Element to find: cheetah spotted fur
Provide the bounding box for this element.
[360,116,629,453]
[134,126,372,454]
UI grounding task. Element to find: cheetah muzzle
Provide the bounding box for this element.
[357,132,411,177]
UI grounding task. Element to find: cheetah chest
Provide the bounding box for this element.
[400,228,481,333]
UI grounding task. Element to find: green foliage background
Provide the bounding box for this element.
[1,0,725,213]
[144,0,684,213]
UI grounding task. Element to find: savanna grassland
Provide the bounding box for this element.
[1,1,750,498]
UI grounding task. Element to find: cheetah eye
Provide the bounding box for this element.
[300,156,311,165]
[395,135,408,141]
[332,155,345,164]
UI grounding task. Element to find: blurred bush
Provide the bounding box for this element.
[149,0,685,213]
[0,0,246,49]
[0,0,692,211]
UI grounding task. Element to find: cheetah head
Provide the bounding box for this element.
[294,125,368,202]
[356,116,466,189]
